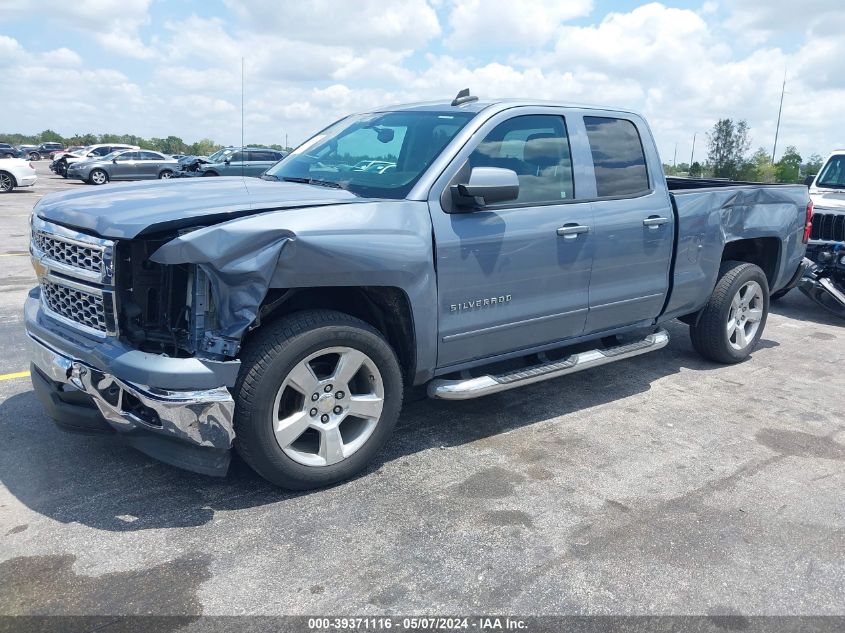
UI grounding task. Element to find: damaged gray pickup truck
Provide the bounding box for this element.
[27,94,812,489]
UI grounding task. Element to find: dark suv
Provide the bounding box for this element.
[0,143,21,159]
[26,143,65,161]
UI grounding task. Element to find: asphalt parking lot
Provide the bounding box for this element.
[0,163,843,618]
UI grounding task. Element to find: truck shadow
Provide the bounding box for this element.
[0,320,772,532]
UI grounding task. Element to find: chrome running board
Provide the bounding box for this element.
[428,329,669,400]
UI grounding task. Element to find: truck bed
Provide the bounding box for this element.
[662,180,808,321]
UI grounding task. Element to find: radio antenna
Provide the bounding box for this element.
[241,56,245,178]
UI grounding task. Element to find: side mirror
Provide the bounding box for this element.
[112,158,118,163]
[451,167,519,209]
[87,153,96,157]
[804,175,816,187]
[225,158,232,164]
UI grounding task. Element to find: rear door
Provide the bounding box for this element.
[428,109,595,368]
[137,151,164,178]
[247,150,276,176]
[581,115,674,333]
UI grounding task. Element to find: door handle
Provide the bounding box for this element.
[643,216,669,228]
[557,224,590,239]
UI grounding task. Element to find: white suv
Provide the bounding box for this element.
[0,159,37,193]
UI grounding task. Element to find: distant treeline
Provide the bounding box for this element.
[0,129,290,156]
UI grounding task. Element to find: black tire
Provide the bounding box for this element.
[233,309,403,489]
[29,152,40,161]
[690,261,769,364]
[88,169,109,185]
[0,171,15,193]
[1,153,13,159]
[57,161,68,177]
[202,170,219,177]
[158,169,174,179]
[770,288,791,301]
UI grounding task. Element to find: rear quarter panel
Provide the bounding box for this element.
[664,185,808,319]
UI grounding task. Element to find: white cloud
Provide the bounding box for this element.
[1,1,843,160]
[222,0,441,50]
[2,0,156,58]
[444,0,593,49]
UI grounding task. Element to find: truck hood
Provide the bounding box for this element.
[811,188,845,212]
[34,176,361,239]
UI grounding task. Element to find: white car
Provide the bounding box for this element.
[807,150,845,243]
[0,158,37,193]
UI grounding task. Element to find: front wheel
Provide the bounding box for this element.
[202,170,218,177]
[234,310,403,489]
[690,261,769,364]
[89,169,109,185]
[159,169,174,179]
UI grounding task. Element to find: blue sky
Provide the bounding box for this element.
[1,0,843,161]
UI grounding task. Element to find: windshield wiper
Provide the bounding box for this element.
[261,174,279,181]
[282,176,344,190]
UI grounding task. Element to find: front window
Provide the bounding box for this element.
[265,111,476,199]
[817,155,845,189]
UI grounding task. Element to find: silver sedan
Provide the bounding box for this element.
[67,150,180,185]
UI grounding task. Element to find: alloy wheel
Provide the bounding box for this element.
[0,173,12,192]
[272,346,385,467]
[727,280,764,350]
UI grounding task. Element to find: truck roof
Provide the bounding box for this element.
[373,98,642,118]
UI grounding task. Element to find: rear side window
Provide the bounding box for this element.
[468,115,574,204]
[584,116,650,197]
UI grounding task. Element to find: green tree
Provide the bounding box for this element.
[689,161,703,178]
[38,129,64,143]
[775,145,802,183]
[706,118,751,179]
[804,153,824,176]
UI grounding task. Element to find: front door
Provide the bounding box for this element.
[429,112,594,368]
[112,151,140,179]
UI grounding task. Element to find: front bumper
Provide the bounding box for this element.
[25,290,239,476]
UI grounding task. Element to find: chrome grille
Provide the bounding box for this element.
[810,212,845,242]
[31,216,118,338]
[32,229,104,275]
[41,276,108,334]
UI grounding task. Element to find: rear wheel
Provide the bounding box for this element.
[234,310,403,489]
[89,169,109,185]
[202,170,219,177]
[0,171,15,193]
[29,152,40,161]
[690,261,769,364]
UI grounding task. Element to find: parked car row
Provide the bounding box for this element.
[0,142,70,160]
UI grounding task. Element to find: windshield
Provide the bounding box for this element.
[817,155,845,189]
[208,148,232,162]
[265,111,476,198]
